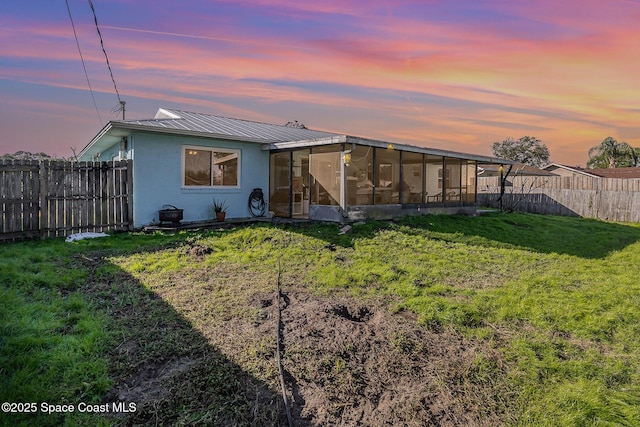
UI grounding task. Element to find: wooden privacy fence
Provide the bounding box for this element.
[1,159,132,241]
[478,175,640,223]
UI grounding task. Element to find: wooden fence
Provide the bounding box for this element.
[477,175,640,223]
[1,160,132,242]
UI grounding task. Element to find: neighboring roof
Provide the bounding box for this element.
[587,167,640,179]
[542,163,640,179]
[80,107,514,165]
[478,163,557,177]
[542,163,602,178]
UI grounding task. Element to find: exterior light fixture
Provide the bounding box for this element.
[343,152,351,166]
[387,143,394,150]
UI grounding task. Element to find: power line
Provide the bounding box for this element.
[65,0,102,125]
[87,0,125,118]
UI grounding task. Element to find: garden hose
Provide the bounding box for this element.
[248,188,267,217]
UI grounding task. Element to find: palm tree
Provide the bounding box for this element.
[587,137,636,168]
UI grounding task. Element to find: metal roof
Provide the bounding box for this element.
[79,108,514,164]
[116,108,339,143]
[271,135,515,164]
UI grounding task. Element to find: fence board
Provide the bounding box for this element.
[0,159,132,242]
[478,175,640,223]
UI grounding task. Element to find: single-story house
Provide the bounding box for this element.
[478,163,558,177]
[541,163,602,180]
[78,108,512,226]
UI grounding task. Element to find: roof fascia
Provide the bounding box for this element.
[344,136,515,164]
[268,134,514,164]
[265,135,348,150]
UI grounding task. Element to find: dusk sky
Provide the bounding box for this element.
[2,1,639,165]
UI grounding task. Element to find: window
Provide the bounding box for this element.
[401,151,423,204]
[374,148,400,204]
[444,158,462,203]
[346,145,374,205]
[309,145,341,206]
[461,161,476,204]
[425,155,443,203]
[269,152,291,217]
[183,146,239,187]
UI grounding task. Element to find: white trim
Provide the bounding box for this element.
[182,145,241,189]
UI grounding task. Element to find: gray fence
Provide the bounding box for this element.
[478,175,640,223]
[1,159,133,241]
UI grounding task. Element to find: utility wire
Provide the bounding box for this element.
[65,0,102,125]
[87,0,124,117]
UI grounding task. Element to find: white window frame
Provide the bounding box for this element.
[182,145,241,188]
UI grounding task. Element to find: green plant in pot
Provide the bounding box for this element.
[210,198,228,222]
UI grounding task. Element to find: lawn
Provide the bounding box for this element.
[1,212,639,426]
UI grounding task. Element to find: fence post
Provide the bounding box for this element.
[39,161,48,239]
[126,159,134,230]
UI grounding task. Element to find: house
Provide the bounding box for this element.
[582,168,640,179]
[541,163,601,180]
[78,108,512,227]
[543,163,640,179]
[539,163,640,189]
[476,163,558,194]
[478,163,557,177]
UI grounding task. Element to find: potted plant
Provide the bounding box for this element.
[210,198,228,222]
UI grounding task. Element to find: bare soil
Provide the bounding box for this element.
[269,291,506,426]
[83,254,508,426]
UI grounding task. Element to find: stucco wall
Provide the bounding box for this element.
[97,144,121,162]
[130,132,269,226]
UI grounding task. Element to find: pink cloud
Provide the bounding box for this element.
[3,2,640,165]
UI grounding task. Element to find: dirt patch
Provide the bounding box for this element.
[185,244,213,257]
[271,292,506,426]
[82,254,508,426]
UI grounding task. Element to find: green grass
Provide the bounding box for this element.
[1,213,640,425]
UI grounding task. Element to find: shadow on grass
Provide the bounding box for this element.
[405,212,640,259]
[0,239,289,427]
[82,249,291,426]
[277,212,640,259]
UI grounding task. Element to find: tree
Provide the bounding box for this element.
[587,137,636,168]
[491,136,550,167]
[0,151,55,161]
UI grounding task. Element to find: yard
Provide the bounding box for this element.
[1,212,639,426]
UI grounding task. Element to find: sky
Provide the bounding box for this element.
[1,1,639,166]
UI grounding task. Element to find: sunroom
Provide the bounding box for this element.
[267,136,503,223]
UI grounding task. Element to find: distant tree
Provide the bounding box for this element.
[587,137,636,168]
[284,120,307,129]
[491,136,550,168]
[0,151,56,161]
